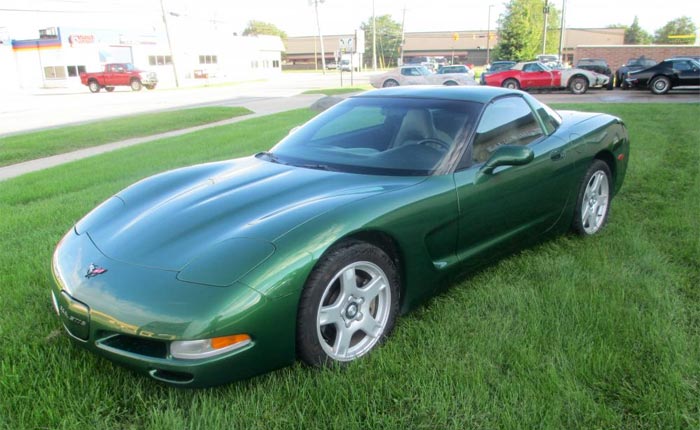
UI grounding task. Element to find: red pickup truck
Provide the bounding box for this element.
[80,63,158,93]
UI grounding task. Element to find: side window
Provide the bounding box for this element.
[470,97,544,164]
[401,68,412,76]
[673,61,691,71]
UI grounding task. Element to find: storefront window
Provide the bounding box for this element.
[44,66,67,79]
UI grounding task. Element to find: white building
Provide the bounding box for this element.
[1,25,283,91]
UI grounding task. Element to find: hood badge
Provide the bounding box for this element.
[85,263,108,279]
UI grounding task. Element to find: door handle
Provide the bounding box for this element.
[550,149,565,161]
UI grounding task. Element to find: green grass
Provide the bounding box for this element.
[302,87,371,95]
[0,106,252,167]
[0,104,698,429]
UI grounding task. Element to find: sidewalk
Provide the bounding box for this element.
[0,94,324,182]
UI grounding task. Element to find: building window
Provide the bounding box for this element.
[44,66,66,79]
[148,55,173,66]
[66,65,86,77]
[199,55,218,64]
[273,60,280,68]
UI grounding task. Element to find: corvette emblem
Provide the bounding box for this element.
[85,263,107,278]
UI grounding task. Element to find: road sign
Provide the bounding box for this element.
[339,37,354,53]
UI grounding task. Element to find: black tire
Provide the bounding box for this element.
[572,160,612,236]
[569,76,589,94]
[502,78,520,90]
[145,84,156,90]
[297,240,400,367]
[88,80,100,93]
[606,76,614,90]
[443,80,458,86]
[382,79,399,88]
[615,72,623,88]
[130,79,143,91]
[105,87,115,92]
[650,75,671,95]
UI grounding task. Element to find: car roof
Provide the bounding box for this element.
[355,86,518,104]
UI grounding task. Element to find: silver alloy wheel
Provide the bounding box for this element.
[316,261,391,362]
[581,170,610,234]
[652,77,670,94]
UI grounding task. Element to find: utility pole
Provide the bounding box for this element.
[399,5,406,66]
[542,0,549,55]
[159,0,179,87]
[372,0,377,71]
[558,0,567,63]
[486,4,494,65]
[311,0,327,74]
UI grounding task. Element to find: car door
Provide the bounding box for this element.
[452,95,572,268]
[673,60,700,86]
[520,63,553,88]
[400,67,429,85]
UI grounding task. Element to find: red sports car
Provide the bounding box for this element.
[483,61,610,95]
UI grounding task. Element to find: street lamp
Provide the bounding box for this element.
[542,0,550,55]
[558,0,567,64]
[486,4,494,65]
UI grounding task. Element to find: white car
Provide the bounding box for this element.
[370,66,477,88]
[436,64,476,80]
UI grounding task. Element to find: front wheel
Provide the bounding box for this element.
[502,78,520,90]
[105,87,115,92]
[650,76,670,95]
[297,240,399,366]
[130,79,143,91]
[569,76,589,94]
[145,84,156,90]
[382,79,399,88]
[572,160,612,236]
[443,80,458,86]
[88,80,100,93]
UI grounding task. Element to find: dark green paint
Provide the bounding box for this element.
[51,87,629,387]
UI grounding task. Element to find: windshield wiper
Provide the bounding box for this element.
[257,151,286,165]
[296,162,337,172]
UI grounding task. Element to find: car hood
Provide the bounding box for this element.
[78,156,420,271]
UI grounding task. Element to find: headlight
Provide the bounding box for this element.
[170,334,252,359]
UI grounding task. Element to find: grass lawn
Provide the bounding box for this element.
[0,106,251,167]
[0,104,698,429]
[302,87,371,95]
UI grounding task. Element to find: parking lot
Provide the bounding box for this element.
[1,71,698,137]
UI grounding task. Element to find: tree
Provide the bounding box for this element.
[654,16,697,45]
[493,0,561,61]
[624,16,652,45]
[242,20,287,41]
[360,15,402,68]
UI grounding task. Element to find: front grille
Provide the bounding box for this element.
[99,333,168,358]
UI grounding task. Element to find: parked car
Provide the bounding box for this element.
[482,61,610,94]
[51,86,629,387]
[369,66,477,88]
[436,64,475,80]
[576,58,613,90]
[480,60,516,84]
[625,58,700,94]
[80,63,157,93]
[615,56,657,88]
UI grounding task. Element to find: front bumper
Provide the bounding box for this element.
[50,229,297,387]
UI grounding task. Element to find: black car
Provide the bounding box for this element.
[615,56,657,88]
[576,58,613,90]
[480,61,516,85]
[626,58,700,94]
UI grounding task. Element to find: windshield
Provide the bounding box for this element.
[262,97,482,176]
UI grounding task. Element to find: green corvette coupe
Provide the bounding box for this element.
[51,86,629,387]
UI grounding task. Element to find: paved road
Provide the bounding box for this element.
[2,71,698,137]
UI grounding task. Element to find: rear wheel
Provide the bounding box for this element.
[569,76,589,94]
[443,80,458,86]
[145,84,156,90]
[502,78,519,90]
[88,80,100,93]
[382,79,399,88]
[130,79,143,91]
[105,87,115,92]
[650,76,670,95]
[297,240,399,366]
[572,160,611,236]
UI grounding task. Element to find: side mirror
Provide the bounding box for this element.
[479,145,534,176]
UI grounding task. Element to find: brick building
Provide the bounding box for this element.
[574,45,700,69]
